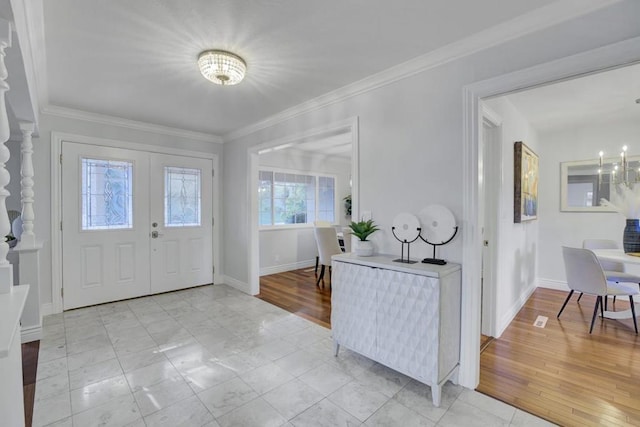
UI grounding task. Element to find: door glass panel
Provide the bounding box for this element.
[81,158,133,230]
[165,166,201,227]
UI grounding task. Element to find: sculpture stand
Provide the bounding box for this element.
[391,226,421,264]
[419,226,458,265]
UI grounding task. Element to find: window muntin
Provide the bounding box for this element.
[165,166,201,227]
[81,158,133,230]
[259,169,336,227]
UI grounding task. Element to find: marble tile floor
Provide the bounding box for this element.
[33,284,555,427]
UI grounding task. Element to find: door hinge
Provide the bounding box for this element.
[212,217,214,227]
[60,221,63,231]
[212,266,215,275]
[60,154,62,164]
[212,169,214,177]
[61,288,64,298]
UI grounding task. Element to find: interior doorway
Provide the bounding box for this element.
[460,37,640,389]
[248,118,359,296]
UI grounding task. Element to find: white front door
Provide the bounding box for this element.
[149,153,213,294]
[62,142,213,310]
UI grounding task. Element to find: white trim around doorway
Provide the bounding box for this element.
[50,131,222,314]
[460,36,640,389]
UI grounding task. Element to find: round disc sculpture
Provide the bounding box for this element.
[418,204,458,265]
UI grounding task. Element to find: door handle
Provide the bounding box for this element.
[151,231,164,238]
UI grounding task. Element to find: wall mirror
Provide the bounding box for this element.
[560,156,640,212]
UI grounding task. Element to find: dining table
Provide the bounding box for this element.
[592,248,640,320]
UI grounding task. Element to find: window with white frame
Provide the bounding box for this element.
[259,170,336,226]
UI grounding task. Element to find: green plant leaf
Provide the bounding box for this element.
[349,219,379,241]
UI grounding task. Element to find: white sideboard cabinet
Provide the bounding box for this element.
[331,254,461,407]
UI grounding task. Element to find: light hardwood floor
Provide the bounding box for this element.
[258,267,331,329]
[258,269,640,426]
[478,288,640,427]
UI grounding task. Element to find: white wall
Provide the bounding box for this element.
[223,1,640,286]
[537,118,640,287]
[31,113,222,308]
[258,149,351,274]
[484,97,539,335]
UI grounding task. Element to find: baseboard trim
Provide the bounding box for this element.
[21,324,42,343]
[496,281,538,337]
[41,302,54,316]
[260,260,315,276]
[537,278,569,292]
[222,275,253,295]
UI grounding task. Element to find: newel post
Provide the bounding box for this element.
[0,19,12,294]
[14,120,43,340]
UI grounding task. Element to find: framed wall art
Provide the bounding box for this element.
[514,141,538,223]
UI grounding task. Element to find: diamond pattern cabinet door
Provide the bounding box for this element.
[376,270,439,383]
[331,261,378,358]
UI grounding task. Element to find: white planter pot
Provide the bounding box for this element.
[355,240,374,257]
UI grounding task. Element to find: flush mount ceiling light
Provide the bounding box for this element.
[198,50,246,86]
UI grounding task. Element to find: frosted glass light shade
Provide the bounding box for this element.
[198,50,246,85]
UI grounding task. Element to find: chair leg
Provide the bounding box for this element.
[316,265,325,288]
[315,256,319,274]
[577,292,583,302]
[604,295,608,311]
[557,290,575,318]
[630,296,638,334]
[601,296,605,318]
[589,296,601,334]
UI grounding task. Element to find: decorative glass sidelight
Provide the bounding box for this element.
[165,166,201,227]
[81,158,133,230]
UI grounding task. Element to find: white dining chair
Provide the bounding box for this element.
[341,226,352,253]
[313,220,332,273]
[314,226,343,288]
[559,246,639,334]
[582,239,640,308]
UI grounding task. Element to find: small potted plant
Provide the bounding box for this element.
[349,219,379,256]
[343,195,352,217]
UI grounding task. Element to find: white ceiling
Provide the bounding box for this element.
[502,62,640,133]
[41,0,563,137]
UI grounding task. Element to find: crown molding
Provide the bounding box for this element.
[42,105,223,144]
[224,0,621,143]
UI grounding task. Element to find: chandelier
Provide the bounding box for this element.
[598,145,640,188]
[198,50,246,86]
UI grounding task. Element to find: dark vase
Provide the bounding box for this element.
[623,219,640,253]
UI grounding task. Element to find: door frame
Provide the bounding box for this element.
[460,36,640,389]
[480,104,502,337]
[51,131,221,314]
[247,117,359,295]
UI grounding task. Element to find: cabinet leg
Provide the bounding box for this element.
[333,341,340,356]
[431,385,442,407]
